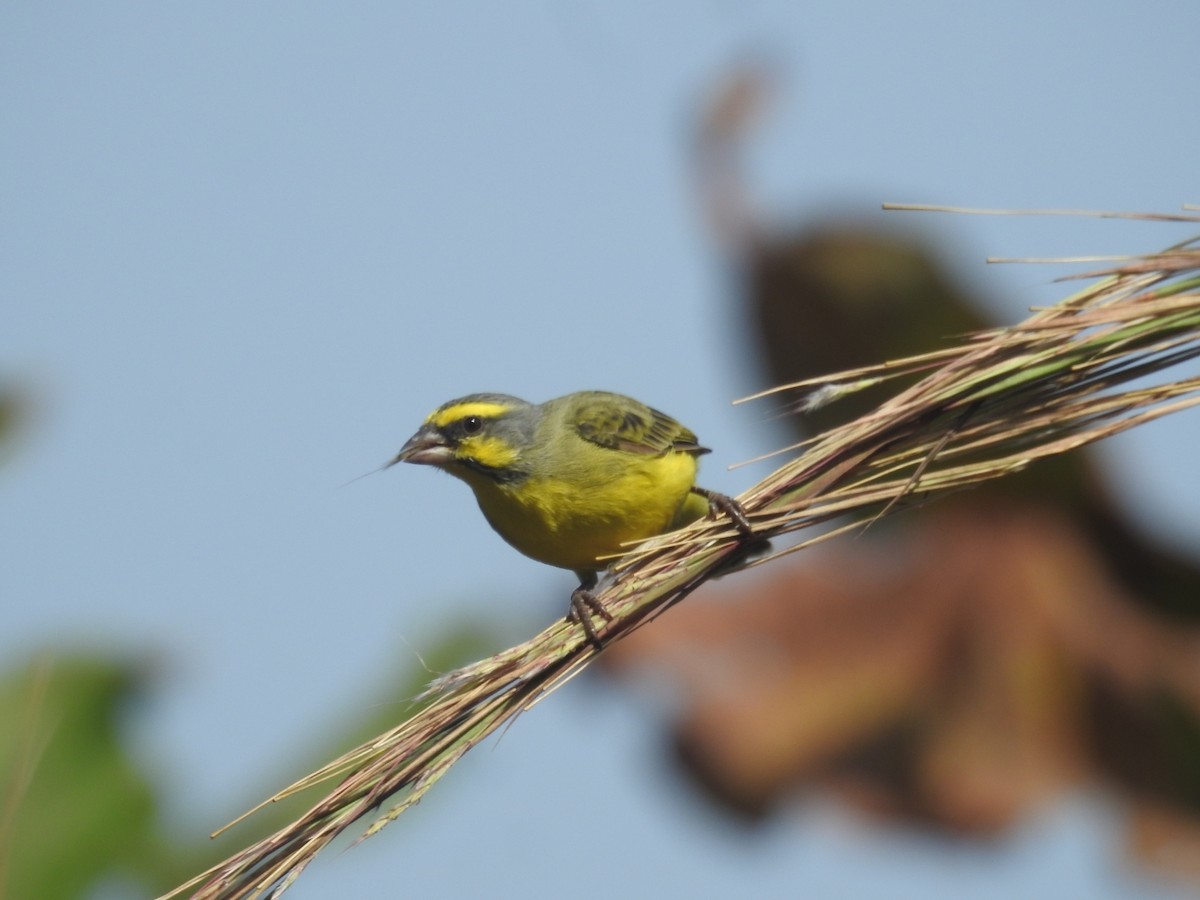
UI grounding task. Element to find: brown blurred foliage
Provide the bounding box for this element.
[606,65,1200,880]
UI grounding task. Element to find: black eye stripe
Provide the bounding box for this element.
[461,415,483,434]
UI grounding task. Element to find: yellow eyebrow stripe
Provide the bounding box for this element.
[428,401,513,428]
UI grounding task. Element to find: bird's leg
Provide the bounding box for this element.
[690,486,754,540]
[692,486,771,576]
[568,571,613,649]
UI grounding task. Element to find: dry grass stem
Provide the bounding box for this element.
[162,225,1200,899]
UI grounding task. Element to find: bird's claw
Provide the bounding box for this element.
[691,487,755,540]
[568,585,613,649]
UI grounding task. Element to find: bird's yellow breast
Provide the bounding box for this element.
[461,441,706,574]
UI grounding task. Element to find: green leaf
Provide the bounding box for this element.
[0,654,159,900]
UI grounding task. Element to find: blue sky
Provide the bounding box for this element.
[3,3,1199,898]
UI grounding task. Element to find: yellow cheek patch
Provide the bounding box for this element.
[428,401,513,429]
[458,435,520,469]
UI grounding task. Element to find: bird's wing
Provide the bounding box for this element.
[571,393,710,457]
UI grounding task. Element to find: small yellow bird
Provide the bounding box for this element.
[391,391,750,644]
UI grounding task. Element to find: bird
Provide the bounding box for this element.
[390,390,753,645]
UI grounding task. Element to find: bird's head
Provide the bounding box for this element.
[391,394,536,484]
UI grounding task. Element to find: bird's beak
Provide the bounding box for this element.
[388,425,454,468]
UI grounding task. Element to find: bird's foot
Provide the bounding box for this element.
[691,486,755,539]
[568,584,614,649]
[691,486,771,572]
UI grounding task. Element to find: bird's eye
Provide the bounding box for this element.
[462,415,483,434]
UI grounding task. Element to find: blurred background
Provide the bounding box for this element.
[3,3,1200,898]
